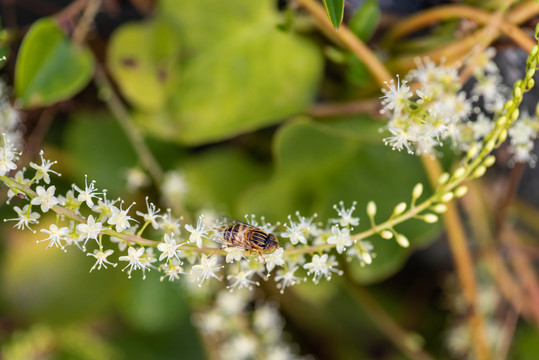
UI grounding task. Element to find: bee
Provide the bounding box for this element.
[211,217,279,256]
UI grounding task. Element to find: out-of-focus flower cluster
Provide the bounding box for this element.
[194,291,310,360]
[0,138,379,295]
[381,48,539,167]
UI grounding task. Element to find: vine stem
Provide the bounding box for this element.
[342,270,435,360]
[384,4,535,53]
[93,63,163,185]
[294,0,392,87]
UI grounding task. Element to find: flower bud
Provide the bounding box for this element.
[396,234,409,248]
[454,185,468,198]
[367,201,377,217]
[381,230,393,239]
[453,167,466,179]
[438,172,450,186]
[483,155,496,167]
[412,183,423,200]
[423,214,438,223]
[393,202,407,216]
[432,203,447,213]
[440,192,454,203]
[473,166,486,178]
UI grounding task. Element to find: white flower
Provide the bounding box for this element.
[380,76,412,114]
[275,266,304,294]
[107,201,136,232]
[471,113,494,140]
[330,201,359,227]
[77,215,103,249]
[281,215,306,245]
[136,196,162,229]
[226,269,260,291]
[347,240,374,267]
[159,208,181,234]
[262,247,285,273]
[303,253,342,283]
[326,225,353,254]
[91,191,117,221]
[253,304,283,336]
[191,254,222,286]
[185,215,209,248]
[384,124,414,154]
[6,169,30,201]
[0,135,18,176]
[160,259,185,281]
[38,224,69,251]
[161,171,188,201]
[119,246,147,279]
[221,335,257,360]
[87,249,117,272]
[72,175,100,208]
[225,247,246,263]
[31,185,59,212]
[5,204,40,231]
[125,167,150,191]
[157,233,182,262]
[29,150,60,184]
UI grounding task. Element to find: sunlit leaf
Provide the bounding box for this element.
[14,18,94,108]
[348,0,380,41]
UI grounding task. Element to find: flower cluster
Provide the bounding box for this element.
[0,138,379,294]
[381,48,538,166]
[194,291,309,360]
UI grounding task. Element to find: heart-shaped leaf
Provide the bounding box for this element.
[240,117,441,284]
[15,18,94,108]
[107,20,180,111]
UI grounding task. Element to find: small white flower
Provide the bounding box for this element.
[330,201,359,227]
[107,201,137,232]
[159,208,182,234]
[384,124,414,154]
[136,196,162,229]
[303,253,342,283]
[185,215,209,248]
[281,215,306,245]
[225,247,246,263]
[38,224,69,251]
[161,171,188,202]
[29,150,60,184]
[31,185,59,212]
[347,241,375,267]
[5,204,40,231]
[326,225,353,254]
[77,215,103,249]
[221,335,257,360]
[226,269,260,291]
[91,191,117,221]
[157,233,182,262]
[0,135,18,176]
[262,247,285,273]
[72,175,100,208]
[380,76,412,114]
[160,259,186,281]
[87,249,117,272]
[253,304,284,336]
[119,246,147,279]
[125,167,150,191]
[191,254,222,286]
[275,266,305,294]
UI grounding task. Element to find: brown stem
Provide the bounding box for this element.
[420,157,490,360]
[342,270,435,360]
[294,0,392,87]
[385,4,535,53]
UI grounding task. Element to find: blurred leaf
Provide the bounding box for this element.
[182,148,268,214]
[118,272,189,332]
[14,18,94,108]
[240,117,441,283]
[0,26,10,69]
[64,112,138,197]
[1,219,116,323]
[348,0,380,42]
[346,53,372,86]
[133,0,322,145]
[323,0,345,29]
[108,19,180,111]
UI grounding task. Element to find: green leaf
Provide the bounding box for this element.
[14,18,94,108]
[134,0,322,145]
[64,112,138,197]
[107,20,180,111]
[240,117,441,284]
[348,0,380,42]
[346,53,372,86]
[323,0,345,29]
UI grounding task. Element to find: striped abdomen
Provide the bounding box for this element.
[223,223,268,251]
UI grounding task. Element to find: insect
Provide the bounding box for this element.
[211,217,279,256]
